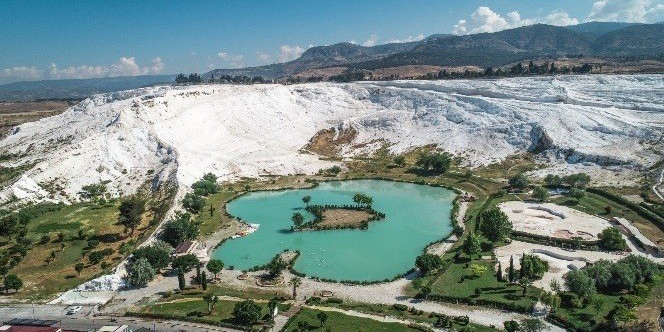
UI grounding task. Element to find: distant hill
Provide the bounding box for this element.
[0,75,173,101]
[205,22,664,79]
[566,21,642,35]
[595,24,664,56]
[204,41,420,80]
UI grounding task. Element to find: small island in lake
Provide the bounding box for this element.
[292,193,385,231]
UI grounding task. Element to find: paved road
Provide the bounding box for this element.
[0,304,242,332]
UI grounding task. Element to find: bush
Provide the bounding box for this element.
[182,193,206,214]
[598,228,628,251]
[508,173,529,191]
[415,253,443,274]
[393,304,408,311]
[232,300,261,326]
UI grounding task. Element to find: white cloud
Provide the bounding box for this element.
[0,66,43,83]
[150,57,165,74]
[387,34,425,43]
[217,52,245,68]
[46,57,165,80]
[587,0,664,23]
[256,52,272,63]
[278,45,305,62]
[361,35,377,47]
[453,6,579,35]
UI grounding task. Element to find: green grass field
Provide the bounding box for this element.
[282,308,423,332]
[4,199,159,300]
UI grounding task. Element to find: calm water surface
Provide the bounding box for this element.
[212,179,455,281]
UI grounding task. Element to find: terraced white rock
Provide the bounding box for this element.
[0,75,662,203]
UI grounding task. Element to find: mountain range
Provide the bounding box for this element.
[205,22,664,79]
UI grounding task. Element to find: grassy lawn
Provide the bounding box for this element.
[133,297,277,328]
[282,307,424,332]
[315,300,499,331]
[194,189,240,237]
[552,293,621,330]
[425,258,537,311]
[4,197,164,300]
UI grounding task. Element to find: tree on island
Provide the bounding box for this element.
[352,193,373,207]
[302,196,311,206]
[291,212,304,228]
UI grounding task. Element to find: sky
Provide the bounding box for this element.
[1,0,663,84]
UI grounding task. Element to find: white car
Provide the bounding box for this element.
[67,306,83,315]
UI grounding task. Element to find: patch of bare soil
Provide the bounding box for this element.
[0,100,75,138]
[302,127,357,158]
[317,208,373,228]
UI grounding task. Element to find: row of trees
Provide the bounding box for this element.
[175,73,268,85]
[415,152,452,174]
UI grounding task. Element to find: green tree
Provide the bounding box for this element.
[462,231,481,259]
[289,277,302,299]
[509,255,515,283]
[206,259,224,279]
[291,212,304,228]
[317,311,328,326]
[75,262,85,276]
[562,173,591,188]
[480,208,512,242]
[160,212,199,247]
[3,274,23,293]
[568,188,586,200]
[267,257,287,279]
[232,300,262,325]
[416,152,451,174]
[192,176,220,196]
[520,318,546,332]
[565,269,596,300]
[177,270,186,290]
[504,321,520,332]
[415,253,443,274]
[598,228,628,251]
[182,193,206,214]
[394,155,406,167]
[127,257,155,287]
[520,254,549,280]
[302,196,311,206]
[118,196,146,234]
[544,174,563,187]
[508,173,529,191]
[203,293,219,314]
[172,254,200,273]
[201,271,208,290]
[132,241,172,271]
[532,186,549,201]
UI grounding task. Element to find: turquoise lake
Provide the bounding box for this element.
[212,179,455,281]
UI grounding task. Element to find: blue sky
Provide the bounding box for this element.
[1,0,662,83]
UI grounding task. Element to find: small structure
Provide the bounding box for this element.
[0,327,62,332]
[96,326,128,332]
[611,217,664,257]
[174,241,198,257]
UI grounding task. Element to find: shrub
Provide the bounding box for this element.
[415,253,443,274]
[598,227,628,251]
[232,300,261,326]
[393,304,408,311]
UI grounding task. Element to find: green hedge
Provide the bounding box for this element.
[425,294,534,313]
